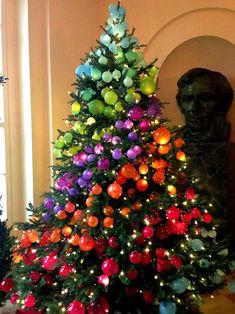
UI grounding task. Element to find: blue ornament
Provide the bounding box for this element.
[121,37,130,48]
[109,42,118,53]
[190,239,204,251]
[100,33,111,46]
[75,64,91,78]
[112,24,125,38]
[159,301,176,314]
[171,278,189,294]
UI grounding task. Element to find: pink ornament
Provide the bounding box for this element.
[98,274,109,287]
[102,258,119,276]
[142,226,154,238]
[108,236,119,248]
[59,264,74,277]
[133,145,142,155]
[139,120,150,132]
[141,252,152,265]
[0,277,14,292]
[42,252,59,270]
[24,294,36,307]
[94,144,104,155]
[129,105,143,121]
[67,300,85,314]
[124,119,134,129]
[129,250,141,264]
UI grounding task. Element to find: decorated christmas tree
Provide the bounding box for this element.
[0,3,233,314]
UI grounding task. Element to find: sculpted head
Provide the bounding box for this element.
[176,68,233,141]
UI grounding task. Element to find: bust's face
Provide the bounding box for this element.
[179,77,218,132]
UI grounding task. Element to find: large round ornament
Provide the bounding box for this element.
[88,100,104,116]
[159,301,176,314]
[139,76,156,95]
[78,235,95,251]
[24,294,36,307]
[104,90,118,105]
[121,163,137,179]
[67,300,85,314]
[102,258,119,276]
[71,101,81,115]
[107,182,123,199]
[0,278,14,292]
[153,126,171,144]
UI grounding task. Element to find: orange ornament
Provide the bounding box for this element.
[132,201,142,211]
[107,182,123,199]
[79,235,95,251]
[121,163,138,179]
[103,217,114,228]
[167,185,177,195]
[149,192,158,201]
[103,205,114,216]
[73,209,83,221]
[138,163,149,175]
[39,231,51,247]
[153,126,171,144]
[86,197,94,207]
[20,236,31,248]
[26,230,39,243]
[153,169,165,184]
[174,137,185,148]
[152,159,168,169]
[57,210,67,220]
[136,179,149,192]
[62,225,72,237]
[115,173,127,185]
[176,150,186,161]
[65,201,75,213]
[158,144,171,155]
[91,184,102,195]
[50,231,61,243]
[70,234,80,246]
[120,207,131,217]
[145,142,156,154]
[87,215,99,227]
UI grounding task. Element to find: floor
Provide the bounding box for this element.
[0,287,235,314]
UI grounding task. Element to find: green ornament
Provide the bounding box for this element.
[115,102,124,112]
[53,148,62,158]
[73,121,86,134]
[148,65,159,77]
[63,132,73,142]
[101,87,110,98]
[125,93,134,103]
[104,90,118,105]
[98,56,108,65]
[81,89,93,101]
[88,99,104,116]
[102,71,112,83]
[55,139,64,149]
[115,56,125,64]
[127,68,137,78]
[123,76,133,87]
[125,50,138,62]
[86,117,96,125]
[69,146,81,156]
[139,76,156,95]
[91,67,102,80]
[71,101,81,115]
[112,69,121,80]
[92,132,101,141]
[103,106,116,119]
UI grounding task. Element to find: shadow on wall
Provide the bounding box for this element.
[157,36,235,143]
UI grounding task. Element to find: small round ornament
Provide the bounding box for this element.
[67,300,85,314]
[102,71,113,83]
[104,90,118,105]
[78,235,95,251]
[139,76,156,95]
[91,67,102,81]
[128,105,143,121]
[107,182,123,199]
[0,278,14,292]
[159,301,176,314]
[129,250,141,264]
[102,258,119,276]
[88,100,104,116]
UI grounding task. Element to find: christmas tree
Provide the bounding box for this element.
[0,3,233,314]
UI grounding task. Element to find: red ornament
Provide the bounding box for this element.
[67,300,85,314]
[29,270,41,284]
[59,264,74,277]
[126,267,138,280]
[136,179,149,192]
[191,207,201,218]
[170,256,183,269]
[155,226,169,239]
[87,296,109,314]
[10,293,19,304]
[108,236,119,248]
[24,294,36,307]
[121,163,138,179]
[94,238,107,253]
[143,290,155,304]
[155,248,166,259]
[185,187,196,200]
[79,235,95,251]
[115,172,127,185]
[134,235,145,245]
[102,258,119,276]
[141,252,152,265]
[39,231,51,247]
[107,182,123,199]
[202,213,213,223]
[43,274,54,286]
[129,250,141,264]
[166,206,181,220]
[0,277,14,292]
[142,226,154,238]
[127,187,136,198]
[181,212,192,224]
[42,252,59,270]
[156,259,171,272]
[65,201,76,213]
[23,251,37,266]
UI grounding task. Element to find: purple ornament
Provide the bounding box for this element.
[102,133,112,142]
[55,173,76,190]
[115,120,124,129]
[53,204,64,214]
[77,177,87,187]
[42,212,51,222]
[44,197,55,209]
[84,145,93,154]
[73,152,88,166]
[139,120,150,132]
[112,136,121,145]
[129,105,143,121]
[68,188,79,196]
[126,149,137,159]
[124,119,134,130]
[112,148,122,160]
[128,132,138,141]
[97,158,110,171]
[86,182,93,192]
[82,169,93,180]
[87,154,96,163]
[133,145,142,155]
[146,103,161,117]
[94,144,104,155]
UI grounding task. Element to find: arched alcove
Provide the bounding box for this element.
[156,36,235,142]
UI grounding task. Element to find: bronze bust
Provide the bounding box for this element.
[176,68,233,142]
